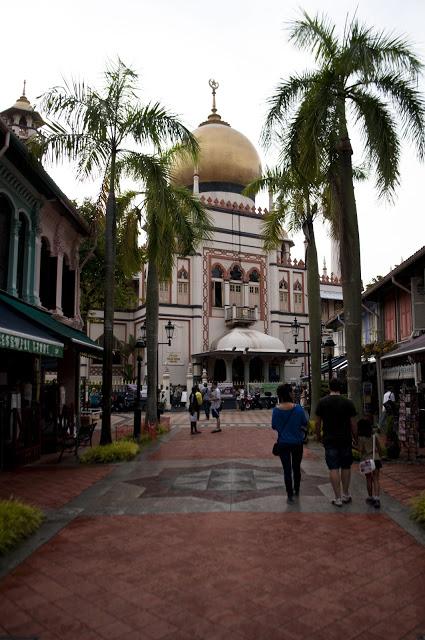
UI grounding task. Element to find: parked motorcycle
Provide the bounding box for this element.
[251,392,263,409]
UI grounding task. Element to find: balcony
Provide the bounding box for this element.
[224,305,257,326]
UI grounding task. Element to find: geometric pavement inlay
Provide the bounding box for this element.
[125,461,325,504]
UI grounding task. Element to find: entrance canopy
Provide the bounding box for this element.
[0,303,64,357]
[0,291,102,356]
[208,327,287,355]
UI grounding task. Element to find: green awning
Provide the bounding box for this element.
[0,292,102,356]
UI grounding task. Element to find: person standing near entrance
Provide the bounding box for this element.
[315,378,357,507]
[210,382,222,433]
[379,386,396,428]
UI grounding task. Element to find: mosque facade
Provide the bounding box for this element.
[85,84,343,392]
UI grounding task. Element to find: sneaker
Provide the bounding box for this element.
[373,498,381,509]
[332,498,343,507]
[211,428,222,433]
[287,496,295,504]
[342,495,352,504]
[365,497,375,505]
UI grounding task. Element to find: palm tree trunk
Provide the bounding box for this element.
[145,258,159,425]
[336,116,362,413]
[304,217,322,417]
[100,152,117,444]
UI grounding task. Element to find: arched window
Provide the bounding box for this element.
[248,270,260,307]
[211,264,224,308]
[279,278,289,312]
[0,195,12,290]
[229,264,243,281]
[293,278,303,313]
[16,212,28,298]
[19,116,27,129]
[213,358,226,382]
[39,238,57,310]
[249,270,259,283]
[62,255,75,318]
[249,356,264,382]
[177,266,189,305]
[229,264,243,306]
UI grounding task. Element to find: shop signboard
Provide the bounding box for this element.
[0,330,63,358]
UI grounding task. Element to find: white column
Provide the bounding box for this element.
[162,366,171,410]
[186,363,193,407]
[23,226,33,302]
[7,216,20,296]
[192,252,203,354]
[55,252,64,315]
[225,359,232,383]
[224,280,230,306]
[243,282,249,307]
[32,234,42,306]
[244,359,250,388]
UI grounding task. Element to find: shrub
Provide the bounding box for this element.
[80,440,140,464]
[410,492,425,525]
[0,499,43,555]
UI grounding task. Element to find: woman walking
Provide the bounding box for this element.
[272,384,308,503]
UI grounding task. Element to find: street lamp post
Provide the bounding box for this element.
[133,323,147,440]
[156,320,175,419]
[291,317,311,409]
[323,336,336,381]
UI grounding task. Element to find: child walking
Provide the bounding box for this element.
[358,416,382,508]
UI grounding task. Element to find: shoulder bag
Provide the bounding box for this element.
[359,434,376,474]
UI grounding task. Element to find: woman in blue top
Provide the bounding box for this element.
[272,383,308,503]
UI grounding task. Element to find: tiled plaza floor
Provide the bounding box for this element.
[0,409,424,639]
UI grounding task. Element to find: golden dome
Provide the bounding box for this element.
[172,112,262,191]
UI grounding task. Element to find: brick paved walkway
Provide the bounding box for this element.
[0,409,424,640]
[380,462,425,505]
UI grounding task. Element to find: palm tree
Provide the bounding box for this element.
[262,11,425,411]
[39,59,198,443]
[127,148,213,426]
[245,166,324,415]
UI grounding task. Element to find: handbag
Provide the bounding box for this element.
[272,407,295,456]
[359,434,376,474]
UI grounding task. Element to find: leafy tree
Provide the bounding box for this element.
[263,11,425,411]
[39,59,197,442]
[127,147,213,426]
[78,195,142,322]
[245,166,324,414]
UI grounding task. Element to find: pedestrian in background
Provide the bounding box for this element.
[202,383,211,420]
[188,386,201,435]
[210,382,222,433]
[315,378,357,507]
[272,383,308,503]
[195,386,203,421]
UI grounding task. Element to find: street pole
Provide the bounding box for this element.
[328,353,332,381]
[133,355,142,439]
[307,340,311,412]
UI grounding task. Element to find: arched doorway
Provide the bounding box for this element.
[213,358,226,382]
[249,357,264,382]
[0,194,12,290]
[232,357,244,384]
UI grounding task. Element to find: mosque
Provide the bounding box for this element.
[0,82,343,395]
[85,81,343,392]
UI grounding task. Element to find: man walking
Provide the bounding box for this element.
[210,382,222,433]
[315,379,357,507]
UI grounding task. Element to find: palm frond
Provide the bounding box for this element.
[369,73,425,159]
[129,104,198,158]
[351,89,400,197]
[288,11,339,63]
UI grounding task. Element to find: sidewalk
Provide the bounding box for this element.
[1,409,424,639]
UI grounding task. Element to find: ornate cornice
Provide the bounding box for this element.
[0,161,39,209]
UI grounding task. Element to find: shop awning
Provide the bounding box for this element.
[381,333,425,360]
[321,355,347,373]
[0,304,64,357]
[0,292,102,356]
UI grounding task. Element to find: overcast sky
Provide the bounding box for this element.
[1,0,424,285]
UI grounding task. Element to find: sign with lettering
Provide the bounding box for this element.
[0,331,63,358]
[166,352,182,365]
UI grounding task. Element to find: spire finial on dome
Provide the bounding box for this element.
[209,78,219,114]
[22,80,26,97]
